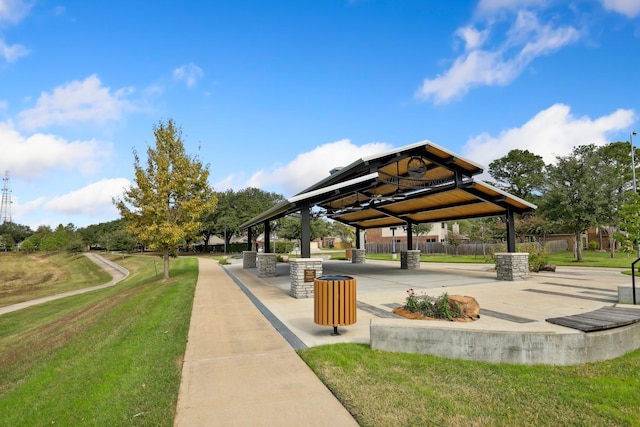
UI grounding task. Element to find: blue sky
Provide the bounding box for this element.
[0,0,639,229]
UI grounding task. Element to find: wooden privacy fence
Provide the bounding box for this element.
[365,240,569,255]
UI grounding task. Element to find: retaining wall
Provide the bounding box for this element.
[370,318,640,365]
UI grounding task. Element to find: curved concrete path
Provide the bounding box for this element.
[0,252,129,316]
[173,257,358,427]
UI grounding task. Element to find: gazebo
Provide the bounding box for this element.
[240,140,536,295]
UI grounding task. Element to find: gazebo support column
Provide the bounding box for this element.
[401,250,421,269]
[496,252,529,280]
[506,206,516,253]
[263,220,271,253]
[300,202,311,259]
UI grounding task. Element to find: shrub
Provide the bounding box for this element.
[588,241,599,250]
[403,289,461,320]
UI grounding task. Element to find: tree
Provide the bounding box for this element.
[538,144,619,262]
[615,192,640,258]
[331,221,355,247]
[0,221,33,245]
[201,187,285,250]
[413,223,433,246]
[0,233,15,251]
[114,119,217,280]
[276,215,333,250]
[488,149,546,201]
[596,141,636,257]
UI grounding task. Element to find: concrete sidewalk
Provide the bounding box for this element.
[173,258,358,427]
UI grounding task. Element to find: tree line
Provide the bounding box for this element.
[3,119,639,278]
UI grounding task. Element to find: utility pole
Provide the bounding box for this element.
[0,171,12,223]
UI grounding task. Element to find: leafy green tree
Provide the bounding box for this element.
[66,235,85,255]
[40,224,68,252]
[413,223,433,245]
[488,149,546,201]
[596,141,636,257]
[615,192,640,258]
[0,233,15,251]
[114,119,217,280]
[277,216,301,242]
[276,215,333,250]
[20,236,36,253]
[201,187,285,250]
[539,144,620,262]
[445,231,465,256]
[0,222,33,244]
[331,221,355,247]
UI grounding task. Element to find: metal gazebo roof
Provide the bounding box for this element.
[240,140,536,231]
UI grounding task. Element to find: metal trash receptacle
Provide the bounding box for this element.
[314,275,356,335]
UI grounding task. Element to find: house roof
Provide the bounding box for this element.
[240,140,536,230]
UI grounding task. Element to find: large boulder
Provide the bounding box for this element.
[449,295,480,321]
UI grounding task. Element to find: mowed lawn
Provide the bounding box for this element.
[0,253,197,426]
[0,252,112,307]
[299,343,640,426]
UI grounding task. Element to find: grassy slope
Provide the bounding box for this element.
[0,255,197,426]
[0,252,112,307]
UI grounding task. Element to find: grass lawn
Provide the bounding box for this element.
[299,343,640,426]
[0,252,112,307]
[0,254,196,426]
[365,250,637,270]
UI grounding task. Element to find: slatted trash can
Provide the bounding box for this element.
[314,275,356,335]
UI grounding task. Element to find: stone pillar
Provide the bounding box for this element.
[495,253,529,281]
[401,250,421,270]
[243,251,257,268]
[257,253,277,278]
[290,258,323,299]
[352,248,366,264]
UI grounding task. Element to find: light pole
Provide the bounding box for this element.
[390,226,397,259]
[632,131,638,192]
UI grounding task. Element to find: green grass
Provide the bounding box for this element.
[299,343,640,427]
[0,255,197,426]
[0,252,112,307]
[546,250,638,269]
[366,250,637,270]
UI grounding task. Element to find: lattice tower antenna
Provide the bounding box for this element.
[0,170,12,223]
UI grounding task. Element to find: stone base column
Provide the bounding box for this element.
[352,249,366,264]
[243,251,257,268]
[401,250,421,270]
[290,258,323,298]
[496,253,529,281]
[257,253,277,278]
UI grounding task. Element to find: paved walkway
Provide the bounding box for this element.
[173,258,358,427]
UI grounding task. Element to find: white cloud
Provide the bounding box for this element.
[462,103,636,172]
[455,26,490,51]
[602,0,640,17]
[477,0,548,15]
[173,63,204,88]
[0,37,28,62]
[0,0,32,24]
[0,120,113,178]
[0,100,7,110]
[17,74,135,130]
[11,195,45,221]
[416,7,579,104]
[244,139,393,195]
[44,178,131,216]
